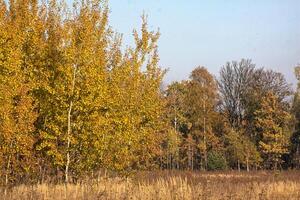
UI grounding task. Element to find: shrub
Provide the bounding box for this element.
[207,151,228,170]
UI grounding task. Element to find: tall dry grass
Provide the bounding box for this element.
[2,171,300,200]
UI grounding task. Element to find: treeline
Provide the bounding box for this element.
[163,62,296,172]
[0,0,299,186]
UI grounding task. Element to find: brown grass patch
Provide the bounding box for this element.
[2,171,300,199]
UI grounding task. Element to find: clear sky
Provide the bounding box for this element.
[108,0,300,87]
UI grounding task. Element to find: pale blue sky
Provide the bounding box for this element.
[108,0,300,86]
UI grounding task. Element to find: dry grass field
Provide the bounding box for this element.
[2,171,300,200]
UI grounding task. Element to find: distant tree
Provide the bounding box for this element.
[290,65,300,168]
[218,59,292,135]
[184,66,220,170]
[160,129,182,169]
[244,69,292,141]
[165,81,188,134]
[225,129,261,171]
[218,59,256,129]
[183,134,196,170]
[164,81,188,169]
[254,92,292,169]
[218,59,293,170]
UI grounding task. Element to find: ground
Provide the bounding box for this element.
[2,170,300,199]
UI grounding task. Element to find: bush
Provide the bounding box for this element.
[207,151,228,171]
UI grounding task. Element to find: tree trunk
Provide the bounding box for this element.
[65,64,77,183]
[203,97,207,170]
[246,156,249,172]
[174,113,177,131]
[297,144,300,169]
[246,152,250,172]
[5,141,13,195]
[5,156,11,196]
[204,137,207,170]
[65,101,72,183]
[191,147,194,171]
[274,160,278,171]
[176,155,179,170]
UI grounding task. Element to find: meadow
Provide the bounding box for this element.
[2,170,300,200]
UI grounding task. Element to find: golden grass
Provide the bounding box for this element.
[2,171,300,200]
